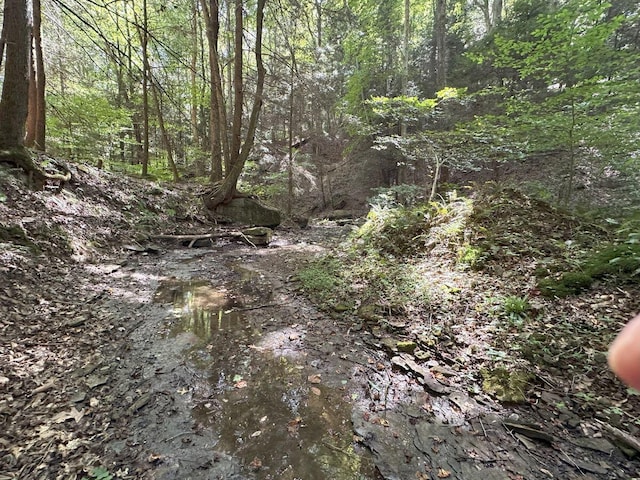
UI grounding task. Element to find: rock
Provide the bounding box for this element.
[481,368,532,403]
[397,341,417,353]
[570,436,616,454]
[215,197,281,227]
[333,302,352,312]
[241,227,273,246]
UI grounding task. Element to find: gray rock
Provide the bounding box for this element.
[215,197,281,227]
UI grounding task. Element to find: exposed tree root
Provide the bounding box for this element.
[0,148,71,188]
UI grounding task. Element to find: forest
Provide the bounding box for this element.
[1,0,640,479]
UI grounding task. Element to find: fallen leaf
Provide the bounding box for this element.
[235,380,248,389]
[311,387,321,396]
[249,457,262,470]
[308,374,322,384]
[287,417,302,436]
[250,430,262,438]
[437,468,451,478]
[52,406,84,423]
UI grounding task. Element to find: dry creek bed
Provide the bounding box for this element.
[3,225,640,480]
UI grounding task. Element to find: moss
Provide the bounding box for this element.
[538,243,640,297]
[396,341,417,353]
[481,367,532,403]
[538,272,593,297]
[0,224,39,253]
[583,243,640,277]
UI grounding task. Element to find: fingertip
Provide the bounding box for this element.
[609,314,640,391]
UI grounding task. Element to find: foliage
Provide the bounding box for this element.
[456,244,484,268]
[464,0,640,202]
[538,242,640,297]
[297,257,346,305]
[369,184,424,208]
[500,295,530,319]
[48,91,131,164]
[353,198,468,257]
[82,466,113,480]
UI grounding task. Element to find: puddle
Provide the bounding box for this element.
[154,278,377,479]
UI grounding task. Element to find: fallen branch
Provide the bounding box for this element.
[151,233,240,241]
[596,419,640,453]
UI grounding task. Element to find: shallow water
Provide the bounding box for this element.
[154,274,377,479]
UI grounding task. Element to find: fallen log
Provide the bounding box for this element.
[152,228,273,247]
[151,233,238,241]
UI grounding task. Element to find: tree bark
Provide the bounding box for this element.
[200,0,225,181]
[0,0,30,150]
[150,76,180,182]
[230,0,244,167]
[33,0,45,150]
[433,0,447,91]
[140,0,150,176]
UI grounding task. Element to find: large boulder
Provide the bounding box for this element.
[215,197,281,228]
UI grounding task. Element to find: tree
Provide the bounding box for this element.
[433,0,447,90]
[0,0,31,151]
[467,0,639,203]
[203,0,267,209]
[25,0,46,151]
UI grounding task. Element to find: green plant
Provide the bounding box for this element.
[369,184,423,208]
[538,241,640,297]
[82,466,113,480]
[457,244,484,268]
[501,295,530,318]
[297,257,346,305]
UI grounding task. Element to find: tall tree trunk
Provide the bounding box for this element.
[287,58,295,217]
[433,0,447,91]
[204,0,267,209]
[33,0,45,150]
[401,0,410,137]
[190,3,200,148]
[0,0,30,150]
[25,0,46,152]
[491,0,503,30]
[25,44,37,147]
[230,0,244,169]
[140,0,150,176]
[150,76,180,182]
[200,0,224,181]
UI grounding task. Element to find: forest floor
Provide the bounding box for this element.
[1,159,640,480]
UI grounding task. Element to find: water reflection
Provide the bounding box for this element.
[154,279,376,479]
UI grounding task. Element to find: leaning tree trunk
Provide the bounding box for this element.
[203,0,266,210]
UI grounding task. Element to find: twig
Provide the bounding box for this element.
[322,441,355,457]
[479,418,487,438]
[560,448,584,475]
[163,431,193,442]
[240,232,257,248]
[231,303,280,312]
[596,419,640,453]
